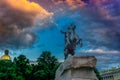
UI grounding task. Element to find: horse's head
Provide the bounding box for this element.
[71,24,76,30]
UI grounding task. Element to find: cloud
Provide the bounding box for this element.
[77,49,120,70]
[66,0,86,9]
[87,0,120,50]
[0,0,53,49]
[52,0,65,5]
[86,49,120,54]
[51,0,86,10]
[96,54,120,71]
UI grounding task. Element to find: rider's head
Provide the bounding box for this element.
[71,24,76,30]
[68,24,76,30]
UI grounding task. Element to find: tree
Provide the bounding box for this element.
[94,67,102,80]
[0,60,17,80]
[13,54,33,80]
[34,51,60,80]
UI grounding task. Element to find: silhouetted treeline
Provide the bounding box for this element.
[0,51,60,80]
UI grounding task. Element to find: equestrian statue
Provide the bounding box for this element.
[61,24,82,59]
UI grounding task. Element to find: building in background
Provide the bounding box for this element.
[100,67,120,80]
[0,50,11,61]
[29,60,38,65]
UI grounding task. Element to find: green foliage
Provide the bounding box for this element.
[0,60,17,80]
[0,51,60,80]
[13,55,33,80]
[16,76,25,80]
[94,67,102,80]
[34,51,59,80]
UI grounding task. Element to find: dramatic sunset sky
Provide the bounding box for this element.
[0,0,120,70]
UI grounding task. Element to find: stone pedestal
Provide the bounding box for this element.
[55,56,98,80]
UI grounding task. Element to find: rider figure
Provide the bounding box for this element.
[61,24,82,59]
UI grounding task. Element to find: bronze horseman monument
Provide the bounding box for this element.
[55,24,98,80]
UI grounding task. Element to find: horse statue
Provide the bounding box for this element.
[61,24,82,59]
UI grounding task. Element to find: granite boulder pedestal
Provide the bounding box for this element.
[55,56,98,80]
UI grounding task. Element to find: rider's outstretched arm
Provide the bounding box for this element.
[60,30,66,34]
